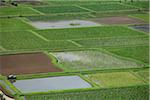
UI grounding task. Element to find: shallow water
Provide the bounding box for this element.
[130,25,149,33]
[13,76,91,93]
[30,20,100,29]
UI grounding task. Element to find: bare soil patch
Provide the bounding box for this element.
[91,16,145,25]
[0,53,62,76]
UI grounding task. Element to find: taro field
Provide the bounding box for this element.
[0,0,149,100]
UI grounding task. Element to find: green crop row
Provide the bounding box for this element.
[24,85,149,100]
[0,30,78,51]
[35,26,147,40]
[34,5,89,14]
[0,6,41,17]
[26,13,93,21]
[0,18,35,32]
[104,45,149,64]
[74,36,148,47]
[80,3,137,12]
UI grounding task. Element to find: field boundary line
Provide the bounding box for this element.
[75,5,96,12]
[70,35,148,41]
[29,30,49,42]
[120,2,142,10]
[19,18,36,29]
[96,48,148,67]
[129,71,148,84]
[0,45,7,51]
[67,40,82,47]
[28,7,45,15]
[128,15,147,23]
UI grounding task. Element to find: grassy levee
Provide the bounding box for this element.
[0,76,22,98]
[24,85,149,100]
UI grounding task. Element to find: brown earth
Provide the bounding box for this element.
[0,53,62,76]
[91,16,145,25]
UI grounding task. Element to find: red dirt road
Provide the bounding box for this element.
[0,53,62,76]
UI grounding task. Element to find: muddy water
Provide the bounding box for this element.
[30,20,100,29]
[13,76,91,93]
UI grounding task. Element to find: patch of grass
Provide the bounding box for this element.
[125,1,149,10]
[81,3,136,12]
[52,50,143,72]
[34,6,89,14]
[0,18,35,32]
[75,36,148,47]
[35,26,147,40]
[104,46,149,64]
[26,14,93,21]
[0,31,77,51]
[84,72,146,88]
[25,84,149,100]
[135,69,149,83]
[129,13,149,22]
[0,6,41,16]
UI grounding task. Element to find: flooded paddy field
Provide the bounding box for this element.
[30,20,100,29]
[130,24,149,33]
[13,76,91,93]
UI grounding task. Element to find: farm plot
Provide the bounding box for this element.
[80,3,137,12]
[0,53,62,75]
[34,6,89,14]
[26,14,93,21]
[84,72,146,88]
[0,31,78,51]
[0,6,41,16]
[34,26,147,40]
[134,69,149,83]
[129,14,149,23]
[0,18,35,32]
[91,16,145,25]
[52,50,143,71]
[104,46,149,64]
[130,24,149,33]
[25,85,149,100]
[74,36,149,48]
[125,1,149,10]
[30,20,99,29]
[13,76,91,93]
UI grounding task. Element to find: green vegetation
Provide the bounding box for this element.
[81,3,137,12]
[84,72,146,88]
[75,36,148,47]
[26,14,93,21]
[134,69,149,83]
[125,1,149,10]
[35,26,147,40]
[25,85,149,100]
[129,13,149,22]
[0,0,149,100]
[52,50,143,71]
[0,31,77,51]
[0,6,41,16]
[104,46,149,64]
[0,18,35,32]
[34,6,89,14]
